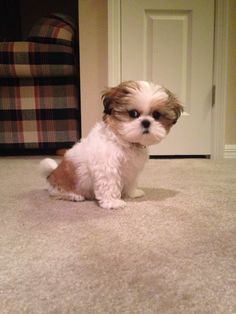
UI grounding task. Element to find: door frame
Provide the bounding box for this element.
[108,0,229,159]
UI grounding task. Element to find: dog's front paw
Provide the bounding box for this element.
[127,189,145,199]
[99,199,126,210]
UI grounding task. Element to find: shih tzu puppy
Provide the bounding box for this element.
[40,80,183,209]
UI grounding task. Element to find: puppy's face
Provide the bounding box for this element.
[102,81,183,146]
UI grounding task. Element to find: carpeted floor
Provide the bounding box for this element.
[0,156,236,314]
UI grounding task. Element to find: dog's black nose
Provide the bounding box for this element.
[141,119,151,129]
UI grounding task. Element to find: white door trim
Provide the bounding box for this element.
[108,0,229,159]
[108,0,121,85]
[224,145,236,159]
[211,0,229,159]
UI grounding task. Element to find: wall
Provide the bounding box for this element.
[79,0,108,137]
[225,0,236,145]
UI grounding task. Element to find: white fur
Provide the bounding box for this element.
[47,184,85,202]
[131,81,168,113]
[39,158,58,178]
[119,119,167,146]
[66,122,148,209]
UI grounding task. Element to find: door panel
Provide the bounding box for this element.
[121,0,214,155]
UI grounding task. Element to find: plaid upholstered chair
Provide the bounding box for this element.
[0,13,80,153]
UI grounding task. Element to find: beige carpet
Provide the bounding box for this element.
[0,156,236,314]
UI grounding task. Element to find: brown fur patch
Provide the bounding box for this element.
[162,87,183,121]
[102,81,140,120]
[48,159,77,193]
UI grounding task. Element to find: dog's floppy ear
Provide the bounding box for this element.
[102,85,124,115]
[102,81,139,115]
[164,88,184,124]
[102,94,112,115]
[102,88,114,115]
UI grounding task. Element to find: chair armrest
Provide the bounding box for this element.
[0,42,76,78]
[28,14,75,47]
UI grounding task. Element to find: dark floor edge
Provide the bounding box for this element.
[149,155,211,159]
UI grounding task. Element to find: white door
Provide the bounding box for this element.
[121,0,214,155]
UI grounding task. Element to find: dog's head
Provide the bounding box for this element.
[102,80,183,146]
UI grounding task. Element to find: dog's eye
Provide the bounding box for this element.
[152,111,161,120]
[128,110,140,119]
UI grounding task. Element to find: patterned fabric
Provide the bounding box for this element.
[0,42,75,77]
[28,14,75,47]
[0,14,80,152]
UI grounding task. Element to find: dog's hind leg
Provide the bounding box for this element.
[47,185,85,202]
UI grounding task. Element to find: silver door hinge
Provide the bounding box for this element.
[212,85,216,107]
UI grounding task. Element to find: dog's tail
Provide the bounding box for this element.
[39,158,58,178]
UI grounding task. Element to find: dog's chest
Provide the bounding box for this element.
[120,147,148,182]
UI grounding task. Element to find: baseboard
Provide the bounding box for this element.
[224,144,236,159]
